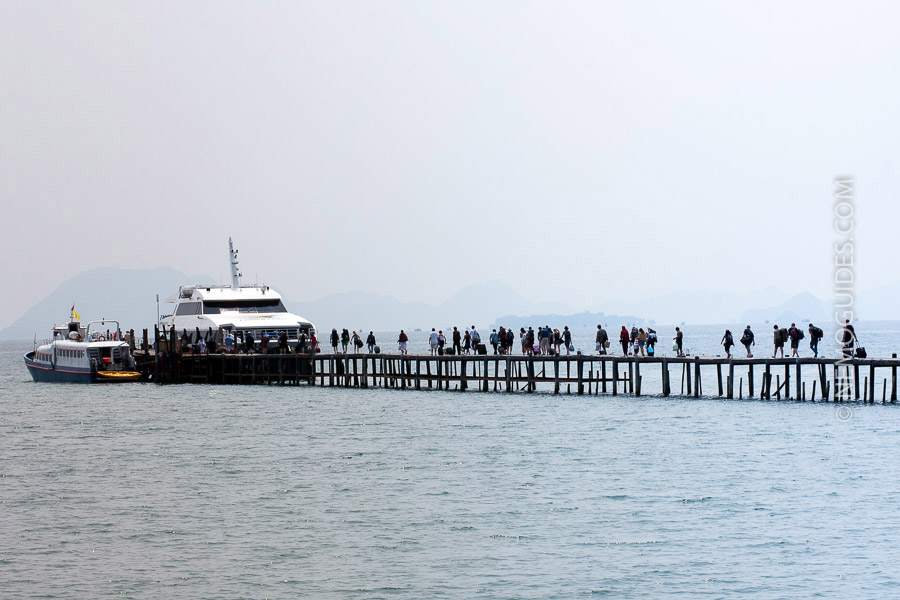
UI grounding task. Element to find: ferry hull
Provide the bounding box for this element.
[24,355,95,383]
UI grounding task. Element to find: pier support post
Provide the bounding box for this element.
[748,364,754,398]
[526,358,535,393]
[612,359,618,396]
[662,358,670,396]
[693,357,700,398]
[892,354,897,403]
[717,363,723,397]
[727,360,734,399]
[796,359,801,401]
[554,355,560,394]
[763,361,771,400]
[627,360,633,394]
[869,364,876,404]
[577,355,584,395]
[601,359,607,394]
[460,358,467,391]
[784,364,790,400]
[634,357,641,397]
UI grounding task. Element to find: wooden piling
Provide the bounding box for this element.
[634,357,641,397]
[693,357,700,398]
[727,360,734,399]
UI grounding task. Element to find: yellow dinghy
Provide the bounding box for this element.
[96,371,142,382]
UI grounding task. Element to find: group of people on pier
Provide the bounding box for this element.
[198,317,863,360]
[722,319,860,360]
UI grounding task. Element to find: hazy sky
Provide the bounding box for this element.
[2,1,898,329]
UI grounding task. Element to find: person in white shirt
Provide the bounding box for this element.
[429,328,439,355]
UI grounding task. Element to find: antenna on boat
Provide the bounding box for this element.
[229,237,242,290]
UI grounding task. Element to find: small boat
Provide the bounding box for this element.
[24,317,141,383]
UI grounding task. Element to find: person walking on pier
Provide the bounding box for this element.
[647,328,657,355]
[740,326,754,357]
[637,328,647,357]
[297,330,308,354]
[463,330,472,355]
[619,326,630,355]
[429,328,439,355]
[330,329,339,353]
[507,328,515,355]
[721,329,734,358]
[552,328,562,355]
[674,327,684,357]
[842,319,858,357]
[352,331,363,353]
[498,326,507,354]
[438,330,446,354]
[490,329,499,354]
[452,327,462,355]
[788,323,803,357]
[520,328,528,354]
[309,331,318,353]
[245,331,255,353]
[596,325,608,355]
[470,326,481,350]
[279,330,289,354]
[563,326,572,355]
[772,325,785,358]
[808,323,823,357]
[539,326,551,355]
[260,332,269,354]
[366,331,376,354]
[398,330,409,354]
[341,328,350,354]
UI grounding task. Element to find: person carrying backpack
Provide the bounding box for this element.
[721,329,734,358]
[788,323,803,357]
[620,326,630,355]
[773,325,785,358]
[740,325,755,357]
[808,323,823,357]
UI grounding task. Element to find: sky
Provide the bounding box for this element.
[1,1,898,329]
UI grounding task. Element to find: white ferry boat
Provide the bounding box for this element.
[24,317,141,383]
[159,238,316,348]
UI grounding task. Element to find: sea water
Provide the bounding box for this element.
[2,324,900,598]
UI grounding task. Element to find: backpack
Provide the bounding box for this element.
[778,328,788,342]
[797,329,805,340]
[814,327,824,339]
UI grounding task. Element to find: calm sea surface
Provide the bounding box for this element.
[3,323,900,598]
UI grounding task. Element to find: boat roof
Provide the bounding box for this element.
[178,284,282,301]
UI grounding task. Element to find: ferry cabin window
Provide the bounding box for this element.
[203,299,287,314]
[175,302,203,316]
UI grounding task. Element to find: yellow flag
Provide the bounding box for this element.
[71,305,81,321]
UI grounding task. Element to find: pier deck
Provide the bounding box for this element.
[134,348,900,403]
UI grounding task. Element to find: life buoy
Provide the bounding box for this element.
[98,335,106,341]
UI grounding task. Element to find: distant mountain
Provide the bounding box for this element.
[740,292,830,325]
[602,286,792,325]
[0,267,211,340]
[287,291,434,332]
[288,280,575,332]
[491,311,644,330]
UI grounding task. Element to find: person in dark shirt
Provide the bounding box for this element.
[842,319,857,357]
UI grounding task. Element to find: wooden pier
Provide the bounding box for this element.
[135,346,900,403]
